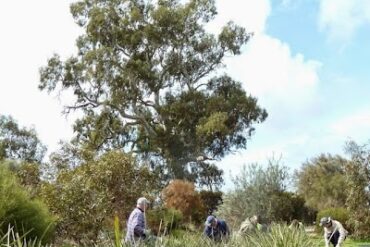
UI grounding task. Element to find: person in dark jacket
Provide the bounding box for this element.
[203,215,230,241]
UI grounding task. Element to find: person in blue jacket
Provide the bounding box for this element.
[203,215,230,241]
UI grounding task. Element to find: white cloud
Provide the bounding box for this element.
[209,0,271,34]
[219,145,285,170]
[279,0,301,8]
[208,1,323,121]
[319,0,370,43]
[218,142,287,190]
[224,34,321,110]
[330,110,370,141]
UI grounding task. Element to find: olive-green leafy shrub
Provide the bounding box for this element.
[39,151,157,244]
[0,164,55,244]
[199,190,223,215]
[147,207,183,235]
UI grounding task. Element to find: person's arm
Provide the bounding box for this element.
[133,212,146,237]
[226,223,230,236]
[239,220,249,234]
[324,227,330,247]
[204,226,213,238]
[134,225,145,237]
[220,221,230,237]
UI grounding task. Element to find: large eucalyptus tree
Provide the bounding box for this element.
[39,0,267,182]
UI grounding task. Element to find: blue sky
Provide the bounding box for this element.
[0,0,369,190]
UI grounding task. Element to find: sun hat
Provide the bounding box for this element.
[205,215,216,226]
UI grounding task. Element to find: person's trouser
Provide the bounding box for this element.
[327,231,345,246]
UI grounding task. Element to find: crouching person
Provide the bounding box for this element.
[125,197,151,246]
[319,216,348,247]
[203,215,230,242]
[239,215,261,235]
[289,219,304,230]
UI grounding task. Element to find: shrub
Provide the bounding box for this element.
[315,207,349,233]
[162,180,205,224]
[344,140,370,239]
[216,161,291,227]
[199,190,223,215]
[0,164,55,244]
[2,198,55,244]
[39,151,157,243]
[146,207,183,235]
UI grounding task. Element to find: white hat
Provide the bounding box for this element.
[137,197,150,206]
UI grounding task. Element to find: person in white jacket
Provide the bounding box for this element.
[125,197,151,246]
[319,217,348,247]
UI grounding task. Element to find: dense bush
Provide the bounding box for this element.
[344,140,370,239]
[162,180,206,224]
[39,151,157,244]
[295,154,348,211]
[315,207,349,233]
[0,164,55,244]
[199,190,223,215]
[288,194,317,224]
[216,161,295,226]
[5,161,42,198]
[147,207,183,235]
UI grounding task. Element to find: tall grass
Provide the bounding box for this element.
[6,223,369,246]
[114,215,121,247]
[158,224,315,247]
[110,224,316,247]
[0,225,45,247]
[241,224,315,247]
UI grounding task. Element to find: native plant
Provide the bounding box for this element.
[344,140,370,238]
[295,154,348,211]
[162,180,205,224]
[0,163,55,244]
[217,158,291,226]
[39,151,157,244]
[146,207,183,235]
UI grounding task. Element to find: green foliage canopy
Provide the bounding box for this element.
[344,140,370,238]
[0,115,46,163]
[39,0,267,182]
[295,154,348,211]
[199,190,223,215]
